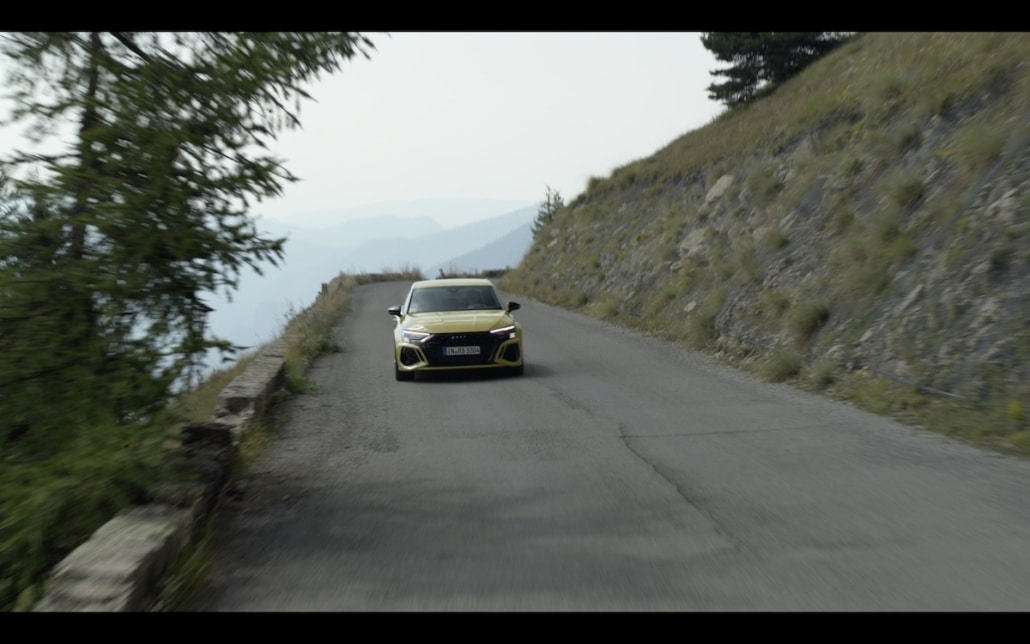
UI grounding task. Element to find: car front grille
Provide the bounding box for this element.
[422,332,501,366]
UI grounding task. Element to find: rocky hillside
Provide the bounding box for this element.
[501,33,1029,452]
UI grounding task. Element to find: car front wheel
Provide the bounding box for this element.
[395,362,414,381]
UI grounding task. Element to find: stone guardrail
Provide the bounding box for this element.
[32,336,288,611]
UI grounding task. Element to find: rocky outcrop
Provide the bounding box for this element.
[511,35,1029,408]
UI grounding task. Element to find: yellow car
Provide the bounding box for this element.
[388,278,524,381]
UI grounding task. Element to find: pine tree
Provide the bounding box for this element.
[0,32,375,446]
[702,32,853,107]
[532,185,565,238]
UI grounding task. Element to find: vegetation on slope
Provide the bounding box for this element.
[502,32,1030,457]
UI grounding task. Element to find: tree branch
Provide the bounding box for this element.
[110,32,153,63]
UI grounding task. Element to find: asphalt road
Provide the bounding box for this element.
[186,281,1030,611]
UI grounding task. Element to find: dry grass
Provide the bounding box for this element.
[169,355,258,427]
[505,32,1030,459]
[575,33,1030,205]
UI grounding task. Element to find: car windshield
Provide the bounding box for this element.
[408,285,502,313]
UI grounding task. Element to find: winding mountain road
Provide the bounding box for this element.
[186,281,1030,611]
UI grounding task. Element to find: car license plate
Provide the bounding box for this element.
[445,345,480,356]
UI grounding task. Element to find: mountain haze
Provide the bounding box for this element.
[259,198,535,230]
[204,203,537,357]
[255,214,445,248]
[429,221,533,277]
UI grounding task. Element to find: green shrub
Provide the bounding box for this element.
[871,210,901,243]
[591,295,622,320]
[761,290,791,317]
[886,233,918,265]
[568,289,590,308]
[1011,432,1030,453]
[787,301,831,345]
[845,265,891,297]
[1,419,169,611]
[746,164,783,204]
[810,358,837,389]
[763,227,790,250]
[686,289,726,347]
[880,170,924,209]
[832,206,855,234]
[734,245,762,284]
[764,350,802,382]
[1008,399,1025,424]
[952,122,1007,170]
[989,244,1016,274]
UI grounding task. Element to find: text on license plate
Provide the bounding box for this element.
[445,345,480,356]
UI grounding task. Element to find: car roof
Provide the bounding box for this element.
[410,278,495,289]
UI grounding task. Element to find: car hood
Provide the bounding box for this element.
[403,310,514,334]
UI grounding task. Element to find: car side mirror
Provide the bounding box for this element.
[387,305,402,317]
[507,301,521,313]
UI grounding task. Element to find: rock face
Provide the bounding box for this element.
[510,33,1028,407]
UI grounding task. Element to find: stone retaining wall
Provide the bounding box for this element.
[32,338,288,611]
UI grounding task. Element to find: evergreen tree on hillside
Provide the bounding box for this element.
[0,32,375,447]
[532,185,564,238]
[702,32,853,107]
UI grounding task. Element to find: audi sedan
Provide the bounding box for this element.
[387,278,524,381]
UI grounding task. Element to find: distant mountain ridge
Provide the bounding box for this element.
[429,222,533,277]
[202,201,538,365]
[255,214,445,248]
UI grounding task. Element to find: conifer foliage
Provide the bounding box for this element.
[0,33,375,448]
[701,32,852,107]
[532,185,564,238]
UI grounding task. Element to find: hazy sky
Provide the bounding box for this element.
[259,32,726,226]
[0,32,727,229]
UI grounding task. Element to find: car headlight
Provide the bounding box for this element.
[401,329,432,344]
[490,325,517,340]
